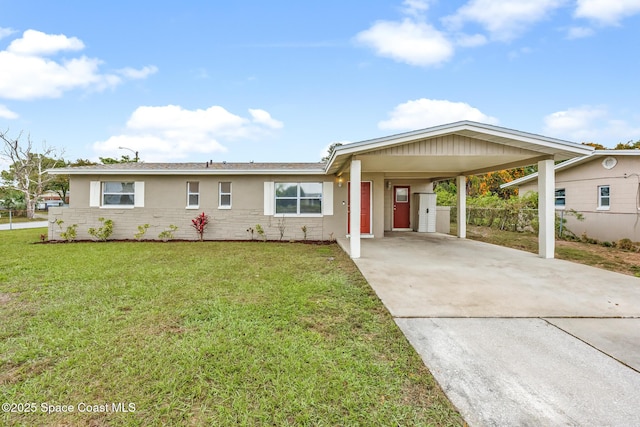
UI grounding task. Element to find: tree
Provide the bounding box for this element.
[99,155,138,164]
[613,140,640,150]
[46,158,97,202]
[321,142,343,162]
[0,129,64,218]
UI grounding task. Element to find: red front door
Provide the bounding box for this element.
[393,186,410,229]
[348,181,371,234]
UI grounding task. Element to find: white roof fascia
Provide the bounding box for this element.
[47,168,326,176]
[501,150,640,189]
[326,121,593,172]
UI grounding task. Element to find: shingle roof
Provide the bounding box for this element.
[49,161,327,175]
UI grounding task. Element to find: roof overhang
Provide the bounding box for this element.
[48,168,326,176]
[325,121,594,179]
[501,150,640,188]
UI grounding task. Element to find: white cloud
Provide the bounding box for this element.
[378,98,499,130]
[574,0,640,25]
[249,109,284,129]
[0,27,16,40]
[454,33,488,47]
[566,26,595,39]
[7,29,84,56]
[0,104,18,119]
[355,19,453,67]
[402,0,431,17]
[93,105,284,162]
[543,105,640,144]
[0,29,157,100]
[116,66,159,80]
[443,0,567,41]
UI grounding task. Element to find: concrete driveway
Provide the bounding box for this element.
[339,232,640,426]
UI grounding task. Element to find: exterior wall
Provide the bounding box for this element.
[51,174,345,241]
[365,134,538,157]
[382,180,433,231]
[519,156,640,242]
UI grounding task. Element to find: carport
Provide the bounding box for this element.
[326,121,593,259]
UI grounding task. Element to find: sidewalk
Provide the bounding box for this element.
[0,221,48,231]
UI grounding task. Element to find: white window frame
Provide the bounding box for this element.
[597,185,610,210]
[186,181,199,209]
[102,181,135,208]
[219,182,232,209]
[90,181,144,208]
[274,182,323,217]
[555,188,566,209]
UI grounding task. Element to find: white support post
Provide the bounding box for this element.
[456,175,466,239]
[350,159,361,259]
[538,159,555,259]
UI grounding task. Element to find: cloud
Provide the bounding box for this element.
[566,26,596,39]
[543,105,640,144]
[574,0,640,25]
[443,0,568,41]
[454,33,488,47]
[355,19,453,67]
[378,98,499,130]
[0,27,16,40]
[116,66,159,80]
[402,0,431,17]
[0,29,157,100]
[249,109,283,129]
[0,104,18,119]
[7,29,84,55]
[92,105,284,162]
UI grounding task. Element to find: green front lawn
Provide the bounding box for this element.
[0,229,461,426]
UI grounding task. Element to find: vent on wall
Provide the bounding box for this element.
[602,157,617,170]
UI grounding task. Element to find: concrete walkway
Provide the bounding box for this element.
[0,220,48,231]
[339,232,640,427]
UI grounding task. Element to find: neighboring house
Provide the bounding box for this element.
[502,150,640,242]
[48,121,593,259]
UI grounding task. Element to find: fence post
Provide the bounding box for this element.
[9,209,12,230]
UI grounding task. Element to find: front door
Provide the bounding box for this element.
[348,181,371,234]
[393,186,410,229]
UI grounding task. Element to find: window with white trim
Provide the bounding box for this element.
[187,181,199,208]
[598,185,610,209]
[103,182,135,206]
[555,188,566,207]
[219,182,231,208]
[275,182,322,214]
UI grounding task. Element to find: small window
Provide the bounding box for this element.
[103,182,135,206]
[598,185,610,209]
[555,188,566,207]
[395,188,409,203]
[275,182,322,215]
[187,182,199,208]
[219,182,231,209]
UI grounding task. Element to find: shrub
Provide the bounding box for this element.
[88,217,114,242]
[134,224,150,241]
[191,212,210,241]
[55,219,78,242]
[255,224,266,242]
[301,225,307,241]
[618,238,635,251]
[158,225,178,242]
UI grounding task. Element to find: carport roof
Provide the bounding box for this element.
[325,121,594,178]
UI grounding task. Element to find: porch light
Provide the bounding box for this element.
[337,176,343,187]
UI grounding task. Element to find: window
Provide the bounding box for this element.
[187,182,199,208]
[275,182,322,215]
[102,182,135,206]
[555,188,566,207]
[598,185,610,209]
[219,182,231,208]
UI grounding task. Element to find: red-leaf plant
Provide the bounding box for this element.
[191,212,210,241]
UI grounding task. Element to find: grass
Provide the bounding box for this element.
[0,228,462,426]
[457,224,640,277]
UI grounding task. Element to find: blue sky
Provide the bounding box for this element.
[1,0,639,166]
